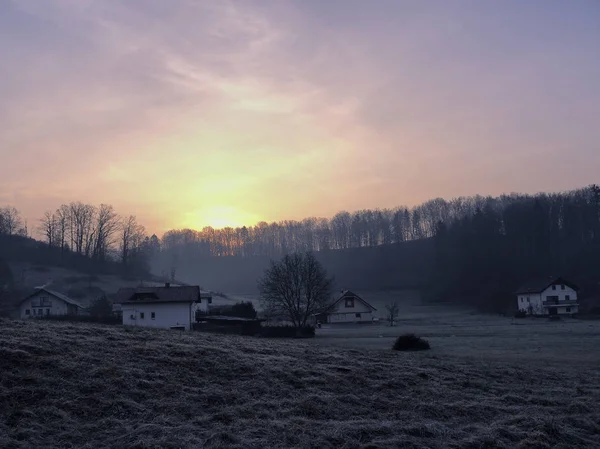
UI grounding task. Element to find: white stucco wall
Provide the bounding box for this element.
[20,291,73,319]
[517,293,543,315]
[329,311,373,323]
[121,302,195,330]
[328,296,374,322]
[540,284,578,301]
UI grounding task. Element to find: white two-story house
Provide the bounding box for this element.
[315,290,377,324]
[515,277,579,316]
[19,288,82,319]
[114,283,211,331]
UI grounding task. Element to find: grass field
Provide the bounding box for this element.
[310,291,600,366]
[2,307,600,448]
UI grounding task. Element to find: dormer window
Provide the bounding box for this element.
[552,285,556,290]
[561,284,565,290]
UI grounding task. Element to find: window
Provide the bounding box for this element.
[38,309,43,315]
[151,312,155,320]
[565,295,570,301]
[355,313,361,318]
[45,309,50,316]
[527,297,530,303]
[25,309,30,315]
[345,298,354,308]
[561,284,565,290]
[552,285,556,290]
[140,312,145,319]
[566,307,571,313]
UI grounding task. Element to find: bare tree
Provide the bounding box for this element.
[385,301,400,326]
[68,202,95,255]
[39,211,57,247]
[92,204,119,261]
[258,252,334,328]
[0,207,23,236]
[119,215,146,267]
[55,205,69,254]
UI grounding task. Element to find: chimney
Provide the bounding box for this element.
[165,282,170,288]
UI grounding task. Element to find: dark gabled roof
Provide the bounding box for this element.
[325,290,377,312]
[515,277,579,295]
[114,285,202,304]
[19,288,83,308]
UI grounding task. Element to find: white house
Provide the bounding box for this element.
[115,283,211,331]
[19,288,82,319]
[316,290,377,324]
[515,277,579,316]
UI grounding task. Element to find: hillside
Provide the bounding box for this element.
[155,239,434,295]
[6,262,170,306]
[1,320,599,448]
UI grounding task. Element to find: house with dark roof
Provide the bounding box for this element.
[114,283,211,330]
[515,277,579,316]
[19,288,83,319]
[315,290,377,324]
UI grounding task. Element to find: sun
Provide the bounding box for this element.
[181,206,261,230]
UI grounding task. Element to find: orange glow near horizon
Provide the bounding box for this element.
[180,206,264,230]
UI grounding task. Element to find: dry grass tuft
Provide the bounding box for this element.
[1,318,599,448]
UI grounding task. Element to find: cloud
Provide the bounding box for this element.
[1,0,599,234]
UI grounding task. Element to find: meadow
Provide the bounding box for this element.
[311,291,600,365]
[2,298,600,449]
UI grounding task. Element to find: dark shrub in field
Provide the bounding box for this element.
[514,310,527,318]
[260,325,315,338]
[392,333,430,351]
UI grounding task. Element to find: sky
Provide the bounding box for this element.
[1,0,599,235]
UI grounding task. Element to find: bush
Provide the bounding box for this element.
[88,295,113,318]
[514,310,527,318]
[260,325,315,338]
[227,302,257,319]
[392,333,430,351]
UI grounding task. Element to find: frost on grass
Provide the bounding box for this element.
[1,319,600,449]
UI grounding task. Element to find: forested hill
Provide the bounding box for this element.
[3,185,599,311]
[154,185,600,310]
[155,238,434,294]
[431,185,600,311]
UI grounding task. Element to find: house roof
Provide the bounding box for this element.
[114,285,204,304]
[19,288,83,308]
[515,277,579,295]
[324,290,377,312]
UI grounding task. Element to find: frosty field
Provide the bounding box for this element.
[1,297,600,449]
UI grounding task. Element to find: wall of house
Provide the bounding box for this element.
[329,297,374,323]
[121,302,194,330]
[517,293,543,315]
[541,284,578,302]
[195,299,209,315]
[20,292,70,319]
[328,311,373,323]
